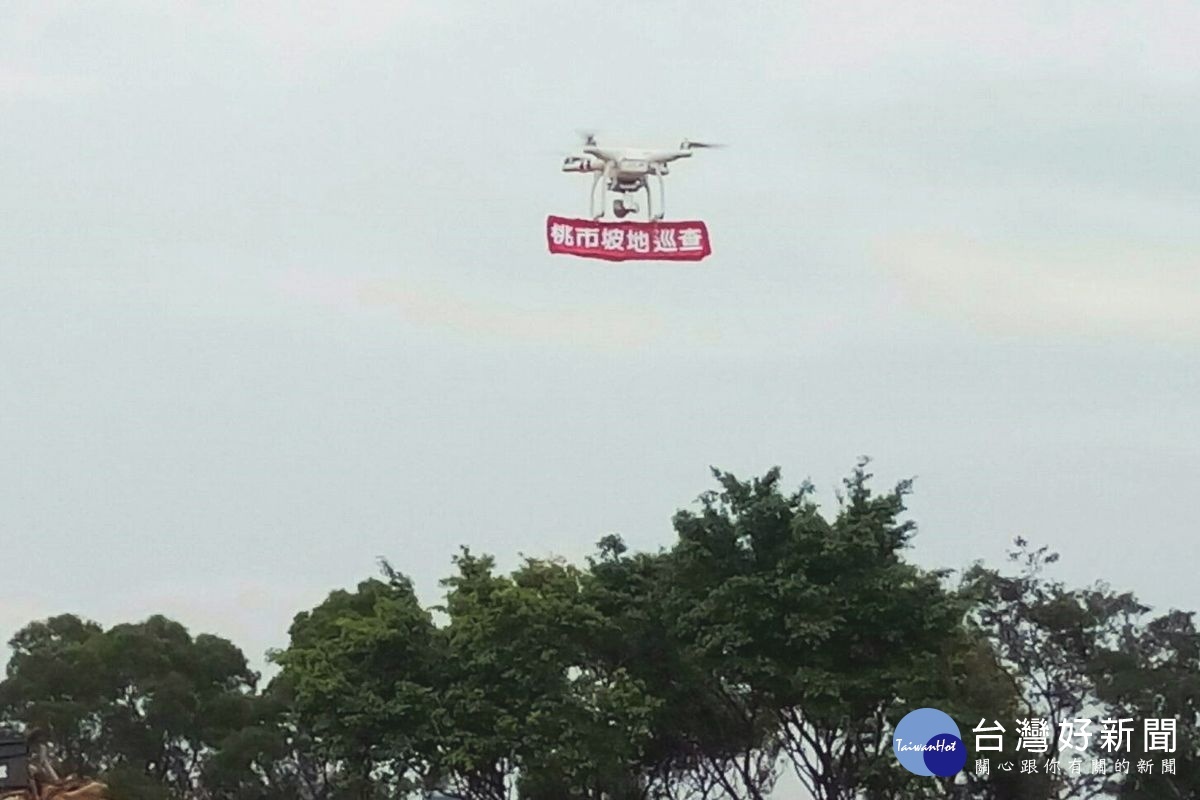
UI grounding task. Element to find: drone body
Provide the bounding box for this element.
[561,132,722,221]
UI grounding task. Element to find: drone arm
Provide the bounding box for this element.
[649,151,691,165]
[583,146,618,162]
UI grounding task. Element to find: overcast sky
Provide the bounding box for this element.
[2,0,1199,721]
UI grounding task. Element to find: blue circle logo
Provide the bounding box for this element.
[893,708,967,777]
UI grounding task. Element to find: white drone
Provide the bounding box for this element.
[561,131,724,221]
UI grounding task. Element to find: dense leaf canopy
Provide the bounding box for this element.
[2,464,1194,799]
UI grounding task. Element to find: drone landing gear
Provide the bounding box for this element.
[589,172,604,220]
[651,173,665,222]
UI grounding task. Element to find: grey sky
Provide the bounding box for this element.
[2,0,1198,714]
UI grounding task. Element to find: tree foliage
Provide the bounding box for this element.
[0,614,260,799]
[270,565,441,799]
[3,464,1196,800]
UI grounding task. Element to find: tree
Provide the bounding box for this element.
[583,536,775,800]
[1092,608,1200,799]
[197,677,335,800]
[431,549,526,800]
[0,615,107,777]
[961,538,1152,800]
[435,548,662,800]
[7,462,1197,800]
[0,614,260,798]
[877,624,1032,800]
[270,563,441,800]
[666,462,965,800]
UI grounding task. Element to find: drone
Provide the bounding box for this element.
[561,131,724,221]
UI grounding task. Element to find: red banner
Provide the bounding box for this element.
[547,216,712,261]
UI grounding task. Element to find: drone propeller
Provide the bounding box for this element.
[576,129,599,146]
[680,139,726,150]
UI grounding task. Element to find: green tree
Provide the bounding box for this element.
[432,549,525,800]
[271,563,441,800]
[875,624,1032,800]
[0,614,107,776]
[1092,608,1200,799]
[961,539,1152,800]
[583,536,777,800]
[436,549,661,800]
[666,463,965,800]
[197,678,336,800]
[0,614,260,798]
[10,462,1197,800]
